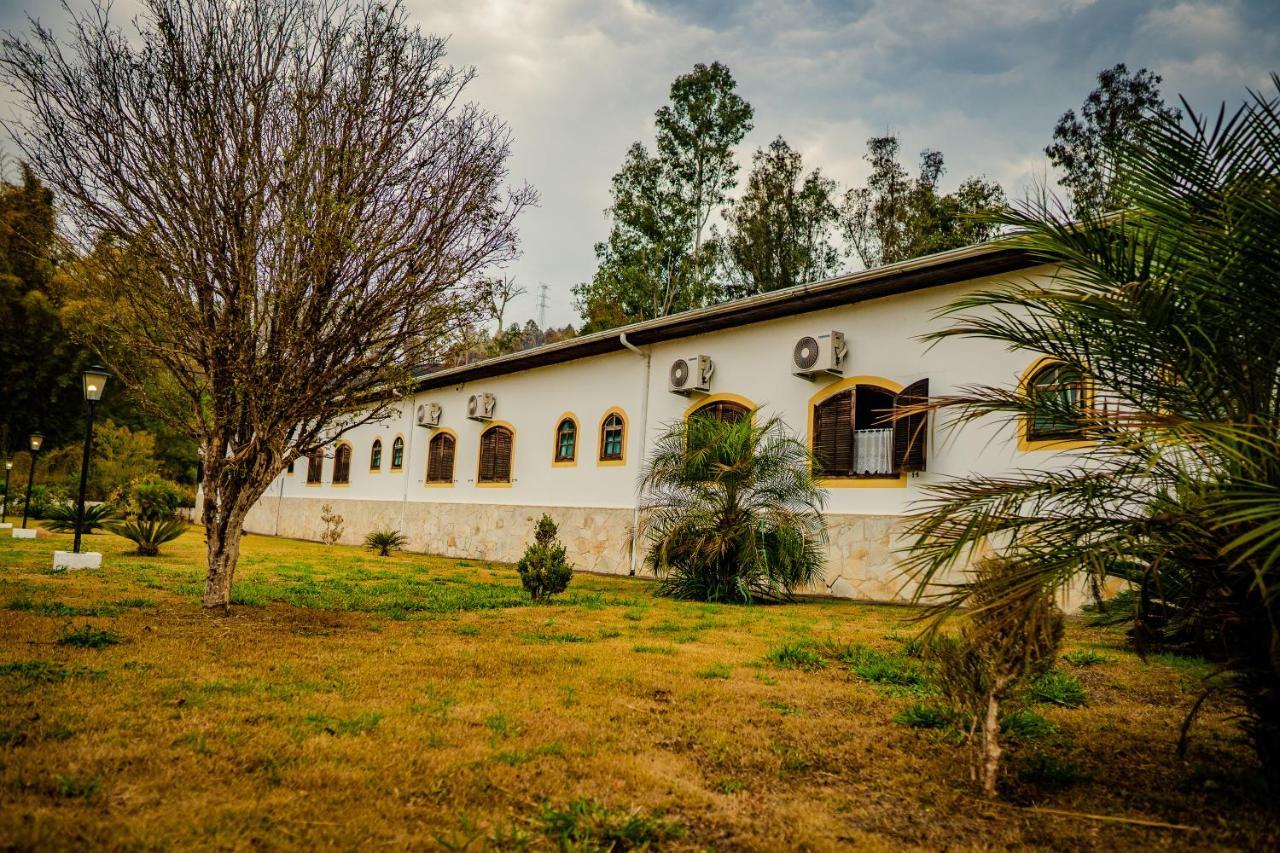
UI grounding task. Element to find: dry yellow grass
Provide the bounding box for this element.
[0,527,1276,850]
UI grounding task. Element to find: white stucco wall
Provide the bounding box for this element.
[250,263,1080,601]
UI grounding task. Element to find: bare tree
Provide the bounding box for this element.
[1,0,535,609]
[482,274,526,336]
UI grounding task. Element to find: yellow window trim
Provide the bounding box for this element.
[425,427,457,486]
[369,435,384,472]
[1016,356,1097,452]
[682,392,757,420]
[552,412,579,468]
[477,420,516,485]
[807,375,908,488]
[596,406,628,467]
[389,433,405,470]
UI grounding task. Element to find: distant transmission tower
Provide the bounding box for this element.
[537,283,550,329]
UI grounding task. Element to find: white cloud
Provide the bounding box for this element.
[1,0,1274,327]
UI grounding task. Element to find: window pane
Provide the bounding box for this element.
[370,440,382,469]
[334,446,351,483]
[391,437,404,468]
[306,452,323,484]
[1029,365,1084,438]
[556,420,576,461]
[601,414,623,460]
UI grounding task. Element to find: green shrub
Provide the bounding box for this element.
[639,412,827,603]
[1062,649,1107,667]
[57,624,121,650]
[129,477,190,520]
[696,663,732,680]
[42,501,117,534]
[53,773,102,798]
[517,515,573,602]
[999,708,1056,742]
[894,702,953,729]
[539,799,679,850]
[108,517,187,556]
[364,528,408,557]
[21,484,64,519]
[765,641,825,672]
[839,644,928,688]
[1030,669,1086,708]
[1016,752,1089,789]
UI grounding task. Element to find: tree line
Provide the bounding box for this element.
[571,61,1173,334]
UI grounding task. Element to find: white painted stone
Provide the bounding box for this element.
[53,551,102,571]
[11,528,36,539]
[0,522,11,529]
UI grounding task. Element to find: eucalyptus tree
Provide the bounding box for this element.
[722,136,840,299]
[903,78,1280,784]
[1,0,534,610]
[655,61,755,278]
[1047,63,1180,216]
[574,61,752,331]
[840,135,1005,270]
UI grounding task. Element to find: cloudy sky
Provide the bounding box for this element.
[2,0,1277,328]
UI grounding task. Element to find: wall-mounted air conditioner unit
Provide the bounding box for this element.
[792,331,848,380]
[467,393,496,421]
[669,355,714,396]
[415,402,442,428]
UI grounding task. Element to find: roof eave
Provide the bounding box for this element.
[414,241,1040,392]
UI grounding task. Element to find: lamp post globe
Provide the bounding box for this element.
[20,433,44,530]
[73,365,110,553]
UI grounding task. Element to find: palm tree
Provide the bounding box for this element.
[638,410,827,603]
[901,77,1280,784]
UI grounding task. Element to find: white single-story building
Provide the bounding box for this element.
[245,241,1088,602]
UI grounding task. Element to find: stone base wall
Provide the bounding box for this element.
[243,495,922,603]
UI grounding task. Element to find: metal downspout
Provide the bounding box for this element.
[620,332,650,576]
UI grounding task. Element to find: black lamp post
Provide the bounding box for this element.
[1,460,11,524]
[73,365,110,553]
[20,433,43,530]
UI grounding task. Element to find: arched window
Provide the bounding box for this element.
[812,380,928,479]
[390,436,405,470]
[692,399,749,424]
[306,449,324,484]
[599,411,625,463]
[478,425,514,483]
[555,418,577,463]
[1026,363,1086,440]
[333,444,352,484]
[426,433,456,484]
[369,439,383,471]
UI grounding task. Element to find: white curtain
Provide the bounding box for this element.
[853,428,894,475]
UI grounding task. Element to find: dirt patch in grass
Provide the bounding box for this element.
[1,527,1276,849]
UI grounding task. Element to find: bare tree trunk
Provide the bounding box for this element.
[203,522,243,611]
[200,467,259,612]
[980,692,1002,798]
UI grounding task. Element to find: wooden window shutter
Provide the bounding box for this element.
[494,427,512,481]
[441,436,455,482]
[478,427,511,483]
[813,390,853,477]
[478,431,494,482]
[427,434,454,483]
[333,445,350,483]
[893,378,930,473]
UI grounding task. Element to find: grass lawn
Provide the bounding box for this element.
[1,527,1275,850]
